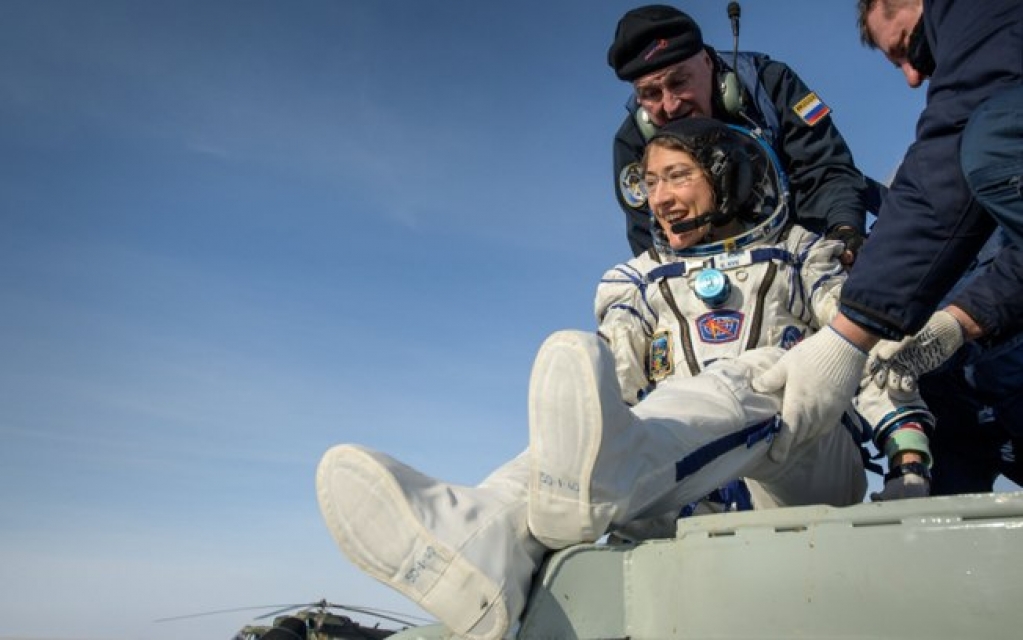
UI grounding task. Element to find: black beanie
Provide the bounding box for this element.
[608,5,705,82]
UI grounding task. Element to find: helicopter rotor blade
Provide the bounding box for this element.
[253,603,313,620]
[321,602,433,627]
[155,598,434,628]
[154,604,306,623]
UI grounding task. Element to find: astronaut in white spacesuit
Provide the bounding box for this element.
[315,118,932,640]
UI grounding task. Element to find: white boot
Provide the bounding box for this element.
[316,446,544,640]
[526,331,632,548]
[527,330,783,549]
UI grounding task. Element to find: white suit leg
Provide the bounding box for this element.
[526,330,864,549]
[316,447,544,640]
[742,414,867,509]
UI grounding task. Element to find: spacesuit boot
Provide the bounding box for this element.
[527,330,782,549]
[316,446,545,640]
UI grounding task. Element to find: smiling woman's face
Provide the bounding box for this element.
[643,143,716,250]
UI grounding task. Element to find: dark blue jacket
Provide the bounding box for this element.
[841,0,1023,339]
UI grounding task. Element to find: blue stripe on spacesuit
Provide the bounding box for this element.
[606,263,645,284]
[674,416,782,483]
[748,248,795,265]
[798,233,821,263]
[606,263,660,321]
[606,303,655,335]
[787,263,803,317]
[786,238,823,321]
[645,263,688,281]
[801,234,843,323]
[646,249,798,283]
[809,271,841,305]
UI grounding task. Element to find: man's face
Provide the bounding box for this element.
[633,50,715,126]
[866,1,926,88]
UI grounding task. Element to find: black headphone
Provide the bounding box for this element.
[669,138,753,234]
[719,2,744,117]
[710,142,753,221]
[718,69,743,117]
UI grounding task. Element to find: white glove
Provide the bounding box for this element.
[870,463,931,501]
[865,310,965,392]
[752,326,867,464]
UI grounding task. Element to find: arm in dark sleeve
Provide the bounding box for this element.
[841,0,1023,337]
[758,60,869,236]
[613,116,653,256]
[951,242,1023,341]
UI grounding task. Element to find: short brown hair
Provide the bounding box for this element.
[856,0,918,48]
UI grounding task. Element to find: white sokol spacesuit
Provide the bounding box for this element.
[594,222,867,515]
[316,120,931,640]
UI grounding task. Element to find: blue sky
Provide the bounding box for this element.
[0,1,1002,639]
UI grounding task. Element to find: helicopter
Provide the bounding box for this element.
[157,598,431,639]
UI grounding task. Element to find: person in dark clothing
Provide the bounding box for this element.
[850,0,1023,349]
[607,5,869,265]
[750,0,1023,472]
[919,335,1023,494]
[856,0,1023,496]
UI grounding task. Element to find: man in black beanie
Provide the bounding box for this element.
[608,4,870,265]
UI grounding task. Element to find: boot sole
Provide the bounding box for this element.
[316,444,509,640]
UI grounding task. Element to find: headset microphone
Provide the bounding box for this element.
[728,2,741,31]
[670,210,731,234]
[671,215,707,234]
[720,2,743,115]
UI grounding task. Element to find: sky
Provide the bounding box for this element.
[0,1,1012,639]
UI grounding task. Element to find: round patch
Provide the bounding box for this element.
[618,162,647,209]
[780,325,805,350]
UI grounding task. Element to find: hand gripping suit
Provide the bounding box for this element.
[315,125,921,640]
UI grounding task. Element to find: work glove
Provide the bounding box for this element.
[870,462,931,501]
[864,310,965,392]
[752,326,867,464]
[826,226,865,269]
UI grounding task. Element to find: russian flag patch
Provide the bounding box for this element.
[793,92,830,126]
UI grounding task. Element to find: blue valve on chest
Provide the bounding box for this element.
[694,268,732,308]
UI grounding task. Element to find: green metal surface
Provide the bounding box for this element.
[393,491,1023,639]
